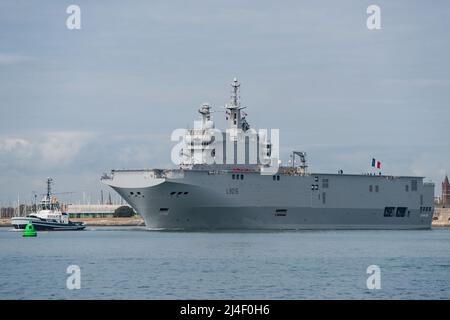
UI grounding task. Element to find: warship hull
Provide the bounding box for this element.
[103,169,434,230]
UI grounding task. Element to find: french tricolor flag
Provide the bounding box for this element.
[371,158,381,169]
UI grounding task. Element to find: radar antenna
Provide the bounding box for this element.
[231,77,241,107]
[198,103,212,122]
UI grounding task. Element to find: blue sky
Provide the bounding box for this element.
[1,0,449,205]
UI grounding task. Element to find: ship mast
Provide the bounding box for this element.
[231,77,240,108]
[226,78,249,132]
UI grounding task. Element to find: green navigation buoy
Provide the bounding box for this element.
[23,223,37,237]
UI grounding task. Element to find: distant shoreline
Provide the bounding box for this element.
[1,217,449,228]
[0,217,145,227]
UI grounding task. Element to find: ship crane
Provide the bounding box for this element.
[290,151,308,175]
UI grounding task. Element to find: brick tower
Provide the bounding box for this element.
[442,175,450,207]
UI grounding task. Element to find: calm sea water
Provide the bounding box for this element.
[0,227,449,299]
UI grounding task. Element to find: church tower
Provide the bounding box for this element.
[442,175,450,207]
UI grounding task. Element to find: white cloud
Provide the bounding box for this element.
[0,131,93,169]
[0,53,31,66]
[38,132,92,165]
[0,138,32,158]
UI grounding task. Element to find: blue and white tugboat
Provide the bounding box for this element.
[11,178,86,231]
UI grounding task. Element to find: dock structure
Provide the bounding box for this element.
[432,208,450,227]
[66,204,134,218]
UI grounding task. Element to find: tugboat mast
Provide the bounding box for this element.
[46,178,53,199]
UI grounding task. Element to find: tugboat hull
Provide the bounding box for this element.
[11,217,86,231]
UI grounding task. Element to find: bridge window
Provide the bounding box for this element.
[275,209,287,216]
[405,185,409,192]
[240,174,244,180]
[369,185,373,192]
[420,206,431,212]
[375,185,379,193]
[232,174,235,180]
[384,207,394,217]
[411,180,418,191]
[396,207,407,217]
[322,179,329,188]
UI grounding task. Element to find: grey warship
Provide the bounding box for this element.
[102,79,434,230]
